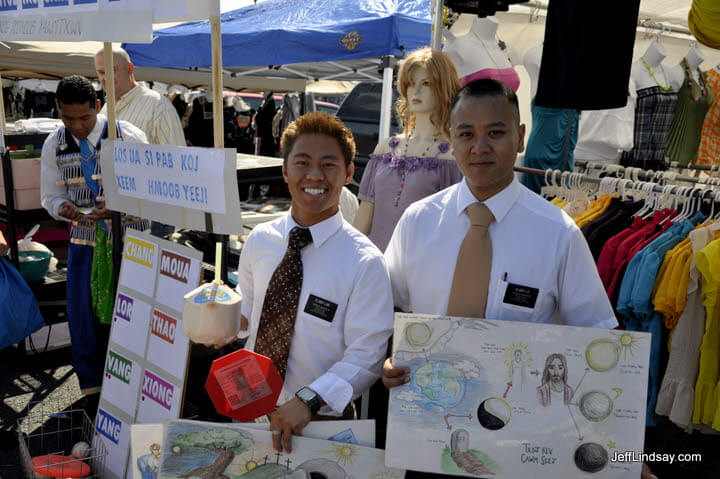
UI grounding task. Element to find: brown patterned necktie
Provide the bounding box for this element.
[447,202,495,318]
[254,226,313,379]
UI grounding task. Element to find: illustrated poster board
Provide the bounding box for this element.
[101,140,243,235]
[387,313,651,478]
[130,419,377,478]
[157,420,403,479]
[93,229,203,479]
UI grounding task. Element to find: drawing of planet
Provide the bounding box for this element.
[412,362,465,411]
[477,397,511,430]
[579,391,614,422]
[574,443,609,473]
[585,339,620,372]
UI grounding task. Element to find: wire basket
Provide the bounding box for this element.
[17,403,106,478]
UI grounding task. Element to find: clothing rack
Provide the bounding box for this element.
[514,165,719,198]
[572,161,714,186]
[668,161,720,173]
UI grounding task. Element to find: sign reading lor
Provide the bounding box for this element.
[112,142,227,214]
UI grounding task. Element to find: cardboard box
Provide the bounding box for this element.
[0,157,42,210]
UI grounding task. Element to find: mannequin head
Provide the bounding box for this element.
[396,47,461,137]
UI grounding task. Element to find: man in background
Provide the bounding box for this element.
[94,47,185,237]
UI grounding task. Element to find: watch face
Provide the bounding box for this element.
[297,387,316,402]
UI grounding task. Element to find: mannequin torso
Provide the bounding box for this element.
[631,41,684,91]
[443,17,519,90]
[684,45,705,83]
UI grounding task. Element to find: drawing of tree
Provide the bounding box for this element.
[173,428,253,479]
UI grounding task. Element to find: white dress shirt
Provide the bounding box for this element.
[385,178,618,329]
[237,210,394,415]
[40,114,148,220]
[101,85,185,146]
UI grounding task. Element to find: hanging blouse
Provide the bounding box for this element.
[460,67,521,92]
[655,226,718,428]
[696,69,720,166]
[692,237,720,428]
[620,86,678,171]
[665,59,714,167]
[358,137,462,252]
[521,99,581,194]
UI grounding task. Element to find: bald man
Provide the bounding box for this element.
[95,47,185,237]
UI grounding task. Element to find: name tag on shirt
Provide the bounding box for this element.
[304,294,338,323]
[503,283,539,309]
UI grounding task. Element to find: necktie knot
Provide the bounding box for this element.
[289,227,313,251]
[467,202,494,228]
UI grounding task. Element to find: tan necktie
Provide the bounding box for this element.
[447,202,494,318]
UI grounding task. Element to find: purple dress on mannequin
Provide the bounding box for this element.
[358,136,463,251]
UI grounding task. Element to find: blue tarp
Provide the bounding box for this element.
[124,0,431,69]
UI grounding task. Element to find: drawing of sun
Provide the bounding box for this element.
[325,443,359,466]
[405,322,432,347]
[610,331,643,359]
[245,460,258,471]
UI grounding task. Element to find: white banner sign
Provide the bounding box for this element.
[0,0,217,41]
[101,140,243,235]
[111,141,227,214]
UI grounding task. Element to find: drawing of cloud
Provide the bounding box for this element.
[396,390,424,402]
[454,359,480,378]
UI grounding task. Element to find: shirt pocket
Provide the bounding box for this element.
[297,292,342,329]
[495,278,542,323]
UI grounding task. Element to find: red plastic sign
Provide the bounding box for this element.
[205,349,283,421]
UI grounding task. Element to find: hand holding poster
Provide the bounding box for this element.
[386,313,651,478]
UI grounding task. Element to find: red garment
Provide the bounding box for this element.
[597,216,648,287]
[606,210,676,300]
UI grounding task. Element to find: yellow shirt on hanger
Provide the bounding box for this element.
[575,195,613,228]
[692,238,720,428]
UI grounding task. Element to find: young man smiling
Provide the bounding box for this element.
[235,112,393,452]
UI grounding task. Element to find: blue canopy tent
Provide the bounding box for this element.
[124,0,434,147]
[124,0,433,83]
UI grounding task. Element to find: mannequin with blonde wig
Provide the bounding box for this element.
[354,47,462,251]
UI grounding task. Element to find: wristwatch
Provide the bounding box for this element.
[295,387,322,414]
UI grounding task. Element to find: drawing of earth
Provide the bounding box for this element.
[412,362,465,411]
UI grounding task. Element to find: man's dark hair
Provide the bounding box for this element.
[450,78,520,121]
[280,112,356,166]
[56,75,97,107]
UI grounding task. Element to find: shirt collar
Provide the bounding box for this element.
[282,209,344,248]
[118,85,141,107]
[456,177,522,224]
[70,114,106,148]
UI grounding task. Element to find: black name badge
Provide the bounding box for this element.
[503,283,539,309]
[304,294,338,323]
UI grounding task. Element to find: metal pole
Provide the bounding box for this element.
[378,56,395,142]
[430,0,444,50]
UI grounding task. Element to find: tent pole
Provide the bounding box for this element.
[378,56,395,142]
[430,0,443,50]
[103,42,123,291]
[210,7,228,282]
